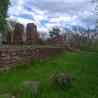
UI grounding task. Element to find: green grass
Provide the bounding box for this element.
[0,45,55,49]
[0,51,98,98]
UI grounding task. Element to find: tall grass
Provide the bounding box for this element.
[0,52,98,98]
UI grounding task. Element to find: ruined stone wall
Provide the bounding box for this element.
[47,35,65,47]
[13,23,24,44]
[0,48,64,70]
[26,23,39,44]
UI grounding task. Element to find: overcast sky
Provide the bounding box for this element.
[8,0,97,31]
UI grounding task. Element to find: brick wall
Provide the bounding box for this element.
[0,48,64,71]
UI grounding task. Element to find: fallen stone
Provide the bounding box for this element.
[49,72,74,85]
[23,80,40,94]
[0,93,16,98]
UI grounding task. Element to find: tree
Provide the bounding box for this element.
[49,27,61,38]
[6,19,18,44]
[39,32,47,41]
[6,19,17,32]
[91,0,98,14]
[0,0,10,32]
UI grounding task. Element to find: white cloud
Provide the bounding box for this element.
[38,27,48,32]
[45,23,61,29]
[16,17,35,26]
[8,0,97,32]
[8,5,23,16]
[18,0,24,6]
[20,9,35,16]
[49,16,77,23]
[33,8,45,15]
[35,15,47,21]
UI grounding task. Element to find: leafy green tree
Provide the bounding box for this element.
[6,19,18,44]
[49,27,61,38]
[6,19,17,32]
[0,0,10,32]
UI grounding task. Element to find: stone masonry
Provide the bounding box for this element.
[0,48,64,71]
[13,23,24,44]
[47,35,65,47]
[26,23,39,44]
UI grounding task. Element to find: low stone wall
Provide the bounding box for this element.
[0,48,64,70]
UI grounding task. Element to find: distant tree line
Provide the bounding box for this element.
[47,26,98,52]
[1,19,98,52]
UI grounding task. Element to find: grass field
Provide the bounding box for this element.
[0,45,55,49]
[0,51,98,98]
